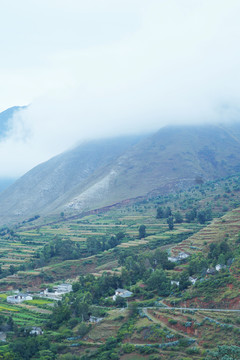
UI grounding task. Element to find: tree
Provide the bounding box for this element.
[115,296,126,307]
[78,322,90,337]
[174,211,183,223]
[197,208,212,224]
[156,207,164,219]
[197,210,206,224]
[179,270,191,291]
[188,253,208,276]
[164,206,172,217]
[185,208,197,222]
[167,216,174,230]
[138,225,146,238]
[151,249,174,270]
[147,269,170,296]
[9,265,15,275]
[38,349,55,360]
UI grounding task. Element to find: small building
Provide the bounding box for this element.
[113,288,133,301]
[53,283,72,295]
[89,316,103,323]
[171,280,179,286]
[168,257,179,263]
[189,276,197,285]
[168,252,190,263]
[40,283,72,300]
[215,264,226,272]
[29,327,43,335]
[7,293,33,304]
[178,252,190,260]
[207,268,216,275]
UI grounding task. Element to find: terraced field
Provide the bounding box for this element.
[0,294,53,327]
[169,207,240,258]
[0,238,45,269]
[0,176,240,359]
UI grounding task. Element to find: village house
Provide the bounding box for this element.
[89,316,103,323]
[168,251,190,263]
[29,327,43,335]
[178,252,190,260]
[207,267,216,275]
[40,283,73,300]
[53,283,72,295]
[215,264,226,272]
[168,256,179,263]
[189,276,198,285]
[113,288,133,301]
[7,293,33,304]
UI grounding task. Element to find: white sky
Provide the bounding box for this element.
[1,0,240,177]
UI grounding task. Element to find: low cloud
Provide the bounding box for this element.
[1,0,240,177]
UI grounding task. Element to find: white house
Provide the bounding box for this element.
[178,252,190,260]
[40,283,72,300]
[7,293,33,304]
[53,283,72,295]
[30,327,43,335]
[113,288,133,301]
[89,316,103,323]
[189,276,198,285]
[168,252,190,263]
[168,257,179,263]
[215,264,226,272]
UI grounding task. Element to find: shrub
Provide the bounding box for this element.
[122,343,135,354]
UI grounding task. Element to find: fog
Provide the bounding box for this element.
[1,0,240,177]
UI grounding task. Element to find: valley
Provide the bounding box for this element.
[0,173,240,359]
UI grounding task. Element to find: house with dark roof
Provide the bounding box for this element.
[7,293,32,304]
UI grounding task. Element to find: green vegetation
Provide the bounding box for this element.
[1,174,240,358]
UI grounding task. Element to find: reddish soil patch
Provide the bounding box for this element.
[148,310,196,336]
[177,295,240,310]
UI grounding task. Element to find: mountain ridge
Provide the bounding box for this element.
[1,122,240,224]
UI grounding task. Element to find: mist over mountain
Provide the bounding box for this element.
[0,106,25,192]
[1,122,240,225]
[0,106,20,137]
[0,135,144,223]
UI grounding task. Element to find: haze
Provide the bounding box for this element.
[1,0,240,177]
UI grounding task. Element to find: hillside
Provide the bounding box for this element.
[0,174,240,359]
[1,123,240,225]
[0,135,143,224]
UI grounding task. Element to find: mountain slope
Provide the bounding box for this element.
[58,124,240,212]
[0,136,143,223]
[1,123,240,224]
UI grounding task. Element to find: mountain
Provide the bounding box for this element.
[60,123,240,212]
[0,135,144,224]
[0,106,26,193]
[1,123,240,224]
[0,105,25,138]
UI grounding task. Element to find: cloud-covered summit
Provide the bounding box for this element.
[1,1,240,177]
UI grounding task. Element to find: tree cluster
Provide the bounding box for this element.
[86,232,125,255]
